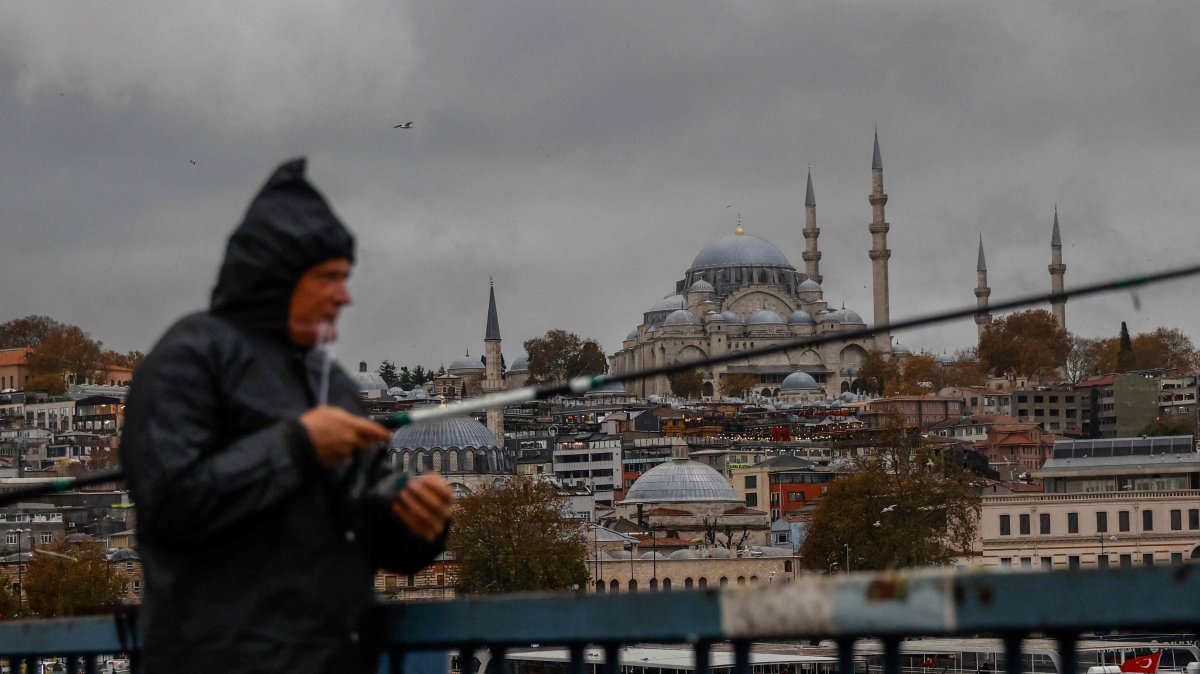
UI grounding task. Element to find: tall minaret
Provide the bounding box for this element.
[483,278,505,443]
[974,234,992,339]
[868,129,892,351]
[1048,206,1067,330]
[802,168,822,284]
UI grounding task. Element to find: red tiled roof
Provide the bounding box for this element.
[723,506,767,516]
[0,348,31,367]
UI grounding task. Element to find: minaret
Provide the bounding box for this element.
[868,129,892,351]
[802,168,823,284]
[1048,206,1067,330]
[974,234,992,338]
[483,278,505,443]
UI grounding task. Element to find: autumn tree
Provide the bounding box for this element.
[524,329,608,386]
[893,353,939,394]
[24,541,124,617]
[0,315,64,349]
[22,374,68,395]
[26,325,104,385]
[720,372,760,398]
[99,350,145,371]
[666,368,704,399]
[857,350,899,395]
[977,310,1069,380]
[1129,328,1200,372]
[800,414,980,570]
[448,476,589,594]
[0,585,18,618]
[942,351,987,388]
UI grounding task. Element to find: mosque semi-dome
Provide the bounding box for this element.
[625,328,640,341]
[663,309,702,326]
[651,294,686,312]
[623,459,741,504]
[798,278,823,293]
[781,371,820,391]
[689,233,794,270]
[746,309,784,325]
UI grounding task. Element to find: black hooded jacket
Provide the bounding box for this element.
[120,159,443,674]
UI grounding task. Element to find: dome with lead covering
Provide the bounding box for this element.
[509,356,529,373]
[892,342,912,355]
[390,415,499,451]
[840,308,865,324]
[782,371,819,391]
[448,353,484,371]
[651,294,686,312]
[690,233,794,270]
[747,309,784,325]
[623,459,741,504]
[352,361,388,391]
[720,310,743,324]
[625,328,640,341]
[663,309,701,326]
[788,309,814,325]
[689,279,715,293]
[798,279,822,292]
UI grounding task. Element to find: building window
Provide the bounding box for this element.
[1170,509,1182,531]
[1143,553,1154,567]
[1143,510,1154,532]
[1040,557,1052,569]
[1000,558,1012,567]
[746,493,758,508]
[1119,511,1130,532]
[1019,514,1030,535]
[1039,513,1051,535]
[1190,509,1199,530]
[4,532,15,546]
[1096,512,1108,534]
[1119,554,1132,568]
[1068,556,1080,570]
[40,532,52,544]
[744,475,757,489]
[1067,512,1079,534]
[1171,552,1183,565]
[132,580,142,595]
[1097,555,1109,569]
[999,515,1011,536]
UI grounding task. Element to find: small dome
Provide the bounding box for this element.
[651,294,686,312]
[448,353,484,371]
[663,309,701,326]
[781,371,819,391]
[720,310,743,324]
[798,278,823,292]
[711,548,734,559]
[623,459,741,504]
[625,328,640,341]
[892,342,912,355]
[410,386,430,401]
[610,550,631,560]
[390,414,500,450]
[668,549,699,560]
[351,363,388,391]
[689,279,716,293]
[705,311,725,322]
[747,309,784,325]
[936,352,954,365]
[788,309,814,325]
[509,356,529,373]
[841,309,865,324]
[820,310,842,324]
[640,551,668,560]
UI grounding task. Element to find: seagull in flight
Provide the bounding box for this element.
[189,160,196,165]
[881,504,897,513]
[394,122,413,129]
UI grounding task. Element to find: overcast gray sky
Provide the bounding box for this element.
[3,2,1198,373]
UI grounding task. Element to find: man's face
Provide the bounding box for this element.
[288,257,352,348]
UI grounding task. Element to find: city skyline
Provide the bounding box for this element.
[3,3,1198,372]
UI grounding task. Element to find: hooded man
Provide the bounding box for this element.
[120,159,452,674]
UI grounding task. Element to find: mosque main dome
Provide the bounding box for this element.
[623,459,741,504]
[689,232,795,271]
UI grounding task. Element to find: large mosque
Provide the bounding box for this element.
[608,132,898,400]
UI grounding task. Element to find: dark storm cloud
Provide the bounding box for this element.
[2,2,1198,373]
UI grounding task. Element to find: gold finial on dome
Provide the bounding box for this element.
[735,213,744,236]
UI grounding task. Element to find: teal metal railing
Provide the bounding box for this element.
[1,565,1198,674]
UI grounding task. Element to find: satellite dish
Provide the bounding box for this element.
[547,425,559,437]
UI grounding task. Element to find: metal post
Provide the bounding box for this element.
[845,543,851,574]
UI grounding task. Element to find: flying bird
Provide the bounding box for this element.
[394,122,413,129]
[190,160,196,165]
[881,504,897,513]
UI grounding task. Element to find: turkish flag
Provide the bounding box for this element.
[921,657,938,668]
[1119,653,1161,673]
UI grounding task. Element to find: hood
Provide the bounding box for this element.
[210,158,356,342]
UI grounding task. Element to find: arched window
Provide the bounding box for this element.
[432,450,443,472]
[662,578,672,591]
[628,579,638,592]
[719,577,729,587]
[698,578,707,589]
[784,561,793,572]
[401,452,411,473]
[464,450,475,472]
[449,449,460,472]
[649,578,658,590]
[736,576,746,586]
[595,580,606,593]
[684,577,694,589]
[610,579,620,592]
[750,575,759,584]
[703,382,714,397]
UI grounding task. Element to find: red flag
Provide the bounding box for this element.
[1119,653,1161,673]
[921,657,937,668]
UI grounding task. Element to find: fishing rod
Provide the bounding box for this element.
[2,261,1198,507]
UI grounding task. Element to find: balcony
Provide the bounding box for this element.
[2,565,1199,674]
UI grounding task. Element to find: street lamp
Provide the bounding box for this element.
[829,561,839,575]
[844,543,851,575]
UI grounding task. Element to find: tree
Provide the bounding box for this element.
[893,353,939,394]
[99,350,145,371]
[800,413,980,570]
[942,354,987,388]
[0,584,18,618]
[858,350,899,395]
[1128,328,1200,372]
[720,373,760,398]
[523,329,608,386]
[377,360,401,389]
[977,310,1069,380]
[0,315,64,349]
[1141,416,1195,437]
[410,365,430,387]
[26,325,104,385]
[1117,322,1134,372]
[24,541,124,617]
[666,368,704,399]
[22,373,68,395]
[448,476,589,594]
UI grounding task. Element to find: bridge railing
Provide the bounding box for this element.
[1,565,1198,674]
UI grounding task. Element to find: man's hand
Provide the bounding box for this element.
[299,405,391,467]
[392,474,452,541]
